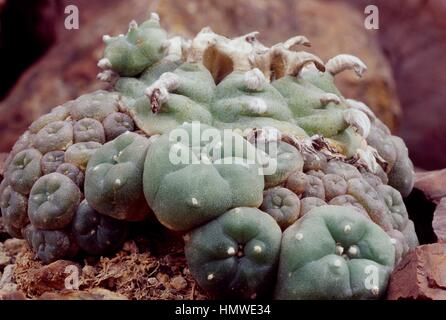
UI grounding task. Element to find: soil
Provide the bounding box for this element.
[0,222,209,300]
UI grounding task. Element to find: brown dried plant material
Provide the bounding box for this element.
[12,238,209,300]
[79,240,209,300]
[3,216,210,299]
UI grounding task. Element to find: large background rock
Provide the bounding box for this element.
[344,0,446,169]
[0,0,155,153]
[0,0,400,155]
[0,0,60,99]
[412,169,446,243]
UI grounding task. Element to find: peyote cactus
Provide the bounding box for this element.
[275,206,395,300]
[84,131,151,221]
[72,200,128,255]
[184,207,282,299]
[142,123,265,231]
[0,12,419,300]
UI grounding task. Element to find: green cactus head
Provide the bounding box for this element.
[275,205,395,300]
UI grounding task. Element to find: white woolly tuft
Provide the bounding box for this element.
[320,93,341,106]
[283,35,311,49]
[102,35,112,43]
[247,98,268,114]
[97,70,117,83]
[344,224,352,233]
[346,99,376,120]
[144,72,181,108]
[97,58,112,70]
[227,247,236,255]
[128,20,138,31]
[150,12,160,21]
[272,50,326,77]
[200,26,213,34]
[348,246,358,256]
[335,245,344,255]
[243,31,260,43]
[343,108,371,138]
[356,146,382,174]
[245,126,282,144]
[326,54,367,77]
[244,68,267,91]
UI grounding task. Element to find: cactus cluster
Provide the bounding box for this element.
[0,13,417,299]
[0,90,131,263]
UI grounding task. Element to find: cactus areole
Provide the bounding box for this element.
[0,12,417,300]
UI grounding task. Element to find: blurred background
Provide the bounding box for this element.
[0,0,445,170]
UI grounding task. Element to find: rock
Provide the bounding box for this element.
[0,250,10,269]
[404,170,446,244]
[0,264,15,289]
[0,0,400,154]
[344,0,446,169]
[387,243,446,300]
[3,239,26,256]
[38,288,127,300]
[15,259,81,296]
[433,198,446,243]
[0,0,59,99]
[0,0,156,154]
[0,218,9,242]
[0,290,27,300]
[406,170,446,243]
[0,152,7,180]
[147,277,158,286]
[170,275,187,291]
[414,169,446,204]
[156,273,169,285]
